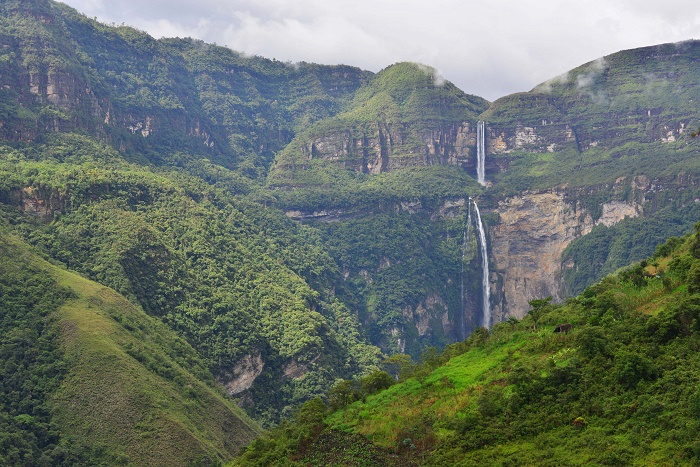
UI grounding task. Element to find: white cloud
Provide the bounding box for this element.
[534,72,570,94]
[223,11,385,65]
[576,58,608,89]
[415,64,447,87]
[58,0,700,101]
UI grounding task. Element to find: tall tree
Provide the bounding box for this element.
[527,296,552,332]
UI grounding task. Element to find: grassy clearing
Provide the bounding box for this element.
[326,334,530,449]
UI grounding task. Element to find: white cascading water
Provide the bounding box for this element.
[472,200,491,328]
[477,121,486,186]
[460,201,473,340]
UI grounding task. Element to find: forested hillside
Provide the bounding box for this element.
[0,0,370,169]
[233,228,700,466]
[0,139,382,426]
[1,0,700,463]
[0,0,384,430]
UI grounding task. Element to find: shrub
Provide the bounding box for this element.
[575,326,610,359]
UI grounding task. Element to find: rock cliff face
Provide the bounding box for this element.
[486,122,578,155]
[284,106,694,183]
[400,293,452,346]
[488,189,642,320]
[304,122,477,174]
[483,117,692,158]
[1,186,68,219]
[268,62,491,187]
[221,352,264,396]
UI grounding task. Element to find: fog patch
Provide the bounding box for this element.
[573,57,608,105]
[576,57,607,89]
[415,63,447,87]
[533,71,570,93]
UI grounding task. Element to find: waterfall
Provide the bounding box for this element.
[460,201,473,340]
[477,121,486,186]
[472,201,491,328]
[460,198,491,336]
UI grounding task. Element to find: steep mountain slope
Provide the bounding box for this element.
[0,0,370,169]
[269,62,489,186]
[0,229,261,465]
[0,143,382,425]
[481,40,700,318]
[269,41,700,337]
[233,230,700,466]
[0,0,383,426]
[265,63,490,357]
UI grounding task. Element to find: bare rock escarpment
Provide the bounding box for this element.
[488,190,642,320]
[302,122,478,174]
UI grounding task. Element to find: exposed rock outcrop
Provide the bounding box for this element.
[285,208,350,222]
[303,122,477,174]
[488,190,641,320]
[221,352,264,396]
[487,123,578,155]
[282,353,321,380]
[401,294,451,338]
[16,186,66,219]
[436,198,467,219]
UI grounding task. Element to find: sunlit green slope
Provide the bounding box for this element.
[234,228,700,466]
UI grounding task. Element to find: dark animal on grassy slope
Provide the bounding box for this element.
[554,323,573,334]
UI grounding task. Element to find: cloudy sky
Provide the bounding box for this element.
[59,0,700,101]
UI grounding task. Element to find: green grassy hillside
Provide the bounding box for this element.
[0,230,261,465]
[233,227,700,465]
